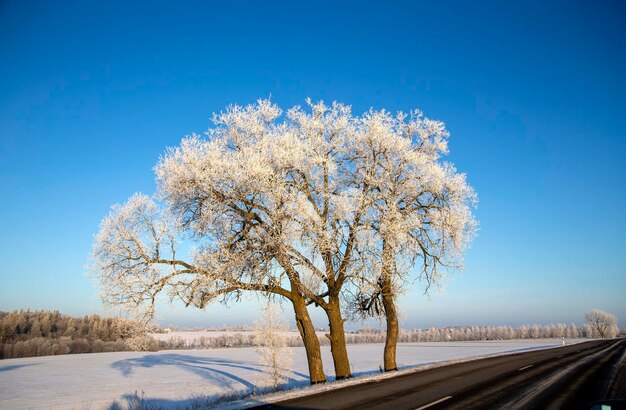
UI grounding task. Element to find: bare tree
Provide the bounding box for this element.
[349,109,477,371]
[585,309,618,338]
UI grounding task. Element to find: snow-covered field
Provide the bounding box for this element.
[0,339,585,409]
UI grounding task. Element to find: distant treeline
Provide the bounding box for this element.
[0,310,158,359]
[156,323,596,350]
[354,323,587,343]
[2,310,617,359]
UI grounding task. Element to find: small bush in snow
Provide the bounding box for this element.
[254,302,294,389]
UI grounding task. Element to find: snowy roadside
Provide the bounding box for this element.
[0,339,587,409]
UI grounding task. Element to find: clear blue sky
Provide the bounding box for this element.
[1,1,624,329]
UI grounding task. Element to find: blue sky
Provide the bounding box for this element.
[1,1,624,329]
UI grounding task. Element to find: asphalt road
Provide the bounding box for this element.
[256,338,626,410]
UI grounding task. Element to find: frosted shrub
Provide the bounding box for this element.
[254,303,294,389]
[125,335,158,351]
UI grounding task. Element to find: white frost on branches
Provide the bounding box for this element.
[91,193,181,321]
[348,109,477,318]
[91,98,476,326]
[585,309,619,338]
[254,302,294,388]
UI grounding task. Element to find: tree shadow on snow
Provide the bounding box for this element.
[110,353,307,391]
[0,363,38,372]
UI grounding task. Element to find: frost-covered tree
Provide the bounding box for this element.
[93,100,369,383]
[348,109,476,371]
[155,99,369,380]
[529,324,541,339]
[254,302,294,389]
[585,309,618,338]
[91,98,476,382]
[92,154,328,382]
[567,323,579,338]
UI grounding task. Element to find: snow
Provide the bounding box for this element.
[0,339,585,409]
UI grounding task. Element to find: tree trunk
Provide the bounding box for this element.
[324,295,352,380]
[381,275,398,371]
[381,238,398,372]
[292,296,326,384]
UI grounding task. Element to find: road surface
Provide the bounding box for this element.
[256,338,626,409]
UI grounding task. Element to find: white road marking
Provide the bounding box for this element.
[415,396,453,410]
[518,365,533,371]
[505,342,618,409]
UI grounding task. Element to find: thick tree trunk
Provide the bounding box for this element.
[381,238,398,372]
[381,275,398,371]
[325,296,352,380]
[292,296,326,384]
